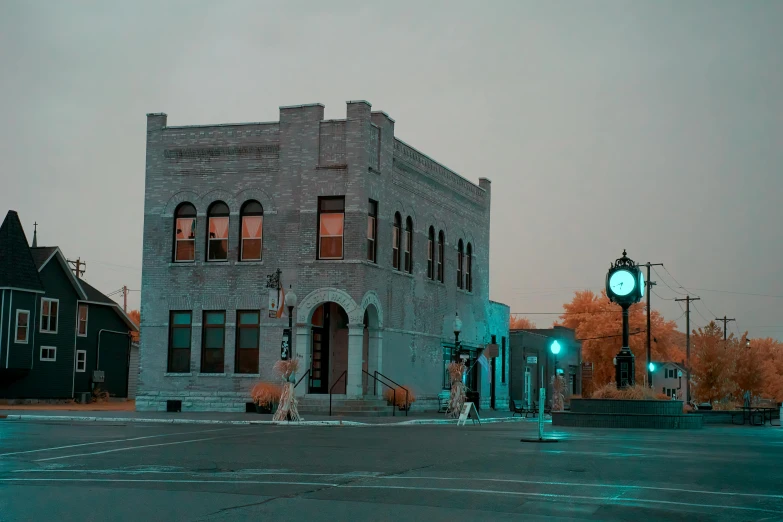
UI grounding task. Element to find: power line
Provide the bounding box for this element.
[661,265,693,295]
[511,311,623,315]
[577,330,646,341]
[686,288,783,299]
[651,288,676,301]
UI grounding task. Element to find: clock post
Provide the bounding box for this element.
[606,250,644,389]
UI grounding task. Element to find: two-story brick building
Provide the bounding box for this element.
[138,101,510,412]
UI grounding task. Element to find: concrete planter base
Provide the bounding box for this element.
[552,398,703,429]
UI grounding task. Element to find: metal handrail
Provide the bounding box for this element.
[329,370,347,416]
[362,369,396,417]
[294,369,311,390]
[375,371,410,417]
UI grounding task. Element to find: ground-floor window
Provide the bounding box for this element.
[168,311,192,373]
[235,310,260,374]
[40,346,56,361]
[201,311,226,373]
[76,350,86,372]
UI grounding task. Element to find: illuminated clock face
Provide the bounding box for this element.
[639,271,645,297]
[609,270,636,297]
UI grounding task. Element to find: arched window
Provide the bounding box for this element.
[392,212,401,270]
[437,231,445,283]
[207,201,229,261]
[240,200,263,261]
[404,216,413,273]
[465,242,473,292]
[457,239,464,289]
[173,203,196,262]
[427,227,435,279]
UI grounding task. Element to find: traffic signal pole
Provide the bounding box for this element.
[642,262,663,387]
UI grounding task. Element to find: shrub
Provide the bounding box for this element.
[592,382,674,401]
[251,382,282,408]
[91,387,109,403]
[383,386,416,409]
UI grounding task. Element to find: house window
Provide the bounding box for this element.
[174,203,196,262]
[392,212,401,270]
[15,310,29,344]
[465,243,473,292]
[40,298,58,333]
[367,200,377,263]
[501,336,506,383]
[427,227,435,279]
[236,310,260,374]
[167,311,192,373]
[40,346,56,361]
[240,200,263,261]
[404,217,413,273]
[76,350,86,372]
[201,311,226,373]
[207,201,230,261]
[317,197,345,260]
[77,304,88,337]
[437,231,445,283]
[457,240,464,289]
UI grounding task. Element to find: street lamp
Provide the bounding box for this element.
[746,338,751,349]
[281,286,297,361]
[453,312,462,351]
[285,285,297,329]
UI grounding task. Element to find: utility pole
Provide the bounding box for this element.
[122,286,128,312]
[67,258,86,279]
[715,316,736,344]
[641,262,663,387]
[675,296,700,405]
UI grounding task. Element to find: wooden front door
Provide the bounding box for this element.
[309,305,330,394]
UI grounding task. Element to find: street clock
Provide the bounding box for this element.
[606,250,643,305]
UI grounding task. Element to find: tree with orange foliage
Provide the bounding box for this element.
[558,290,685,388]
[690,322,736,404]
[761,340,783,402]
[733,333,765,403]
[509,316,537,330]
[128,309,140,342]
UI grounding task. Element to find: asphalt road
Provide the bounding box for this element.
[1,419,782,521]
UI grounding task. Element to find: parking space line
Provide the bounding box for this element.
[0,427,238,458]
[0,478,337,487]
[34,434,244,462]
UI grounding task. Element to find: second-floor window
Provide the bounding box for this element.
[465,243,473,292]
[15,310,29,343]
[427,227,435,279]
[457,239,464,289]
[392,212,401,270]
[240,200,263,261]
[367,200,377,263]
[404,217,413,273]
[40,298,58,333]
[437,231,445,283]
[207,201,230,261]
[77,304,88,337]
[318,197,345,260]
[174,203,196,262]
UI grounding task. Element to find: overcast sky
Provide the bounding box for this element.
[1,1,781,340]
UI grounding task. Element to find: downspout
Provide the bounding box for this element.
[30,296,37,369]
[5,290,12,368]
[0,290,5,368]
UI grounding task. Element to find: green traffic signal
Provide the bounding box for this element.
[550,340,561,355]
[648,362,655,372]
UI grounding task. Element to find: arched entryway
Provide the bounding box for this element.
[295,288,364,397]
[360,291,384,396]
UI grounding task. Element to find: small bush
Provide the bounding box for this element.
[91,387,110,403]
[251,382,282,408]
[591,382,674,401]
[383,386,416,409]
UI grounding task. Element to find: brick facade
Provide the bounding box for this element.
[138,101,509,412]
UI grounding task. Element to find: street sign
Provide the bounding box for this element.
[527,356,538,364]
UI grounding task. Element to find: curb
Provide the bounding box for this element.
[1,414,533,427]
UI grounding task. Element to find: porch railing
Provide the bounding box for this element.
[362,369,396,417]
[329,370,347,417]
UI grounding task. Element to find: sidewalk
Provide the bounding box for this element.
[0,406,542,427]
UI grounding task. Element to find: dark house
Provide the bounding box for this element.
[509,326,582,410]
[0,211,137,400]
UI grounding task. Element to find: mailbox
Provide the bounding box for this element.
[92,370,105,383]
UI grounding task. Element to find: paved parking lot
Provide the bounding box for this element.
[1,419,782,521]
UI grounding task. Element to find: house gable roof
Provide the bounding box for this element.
[0,211,44,292]
[31,246,88,301]
[77,279,138,332]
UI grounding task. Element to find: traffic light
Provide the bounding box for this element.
[648,362,656,372]
[550,340,561,355]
